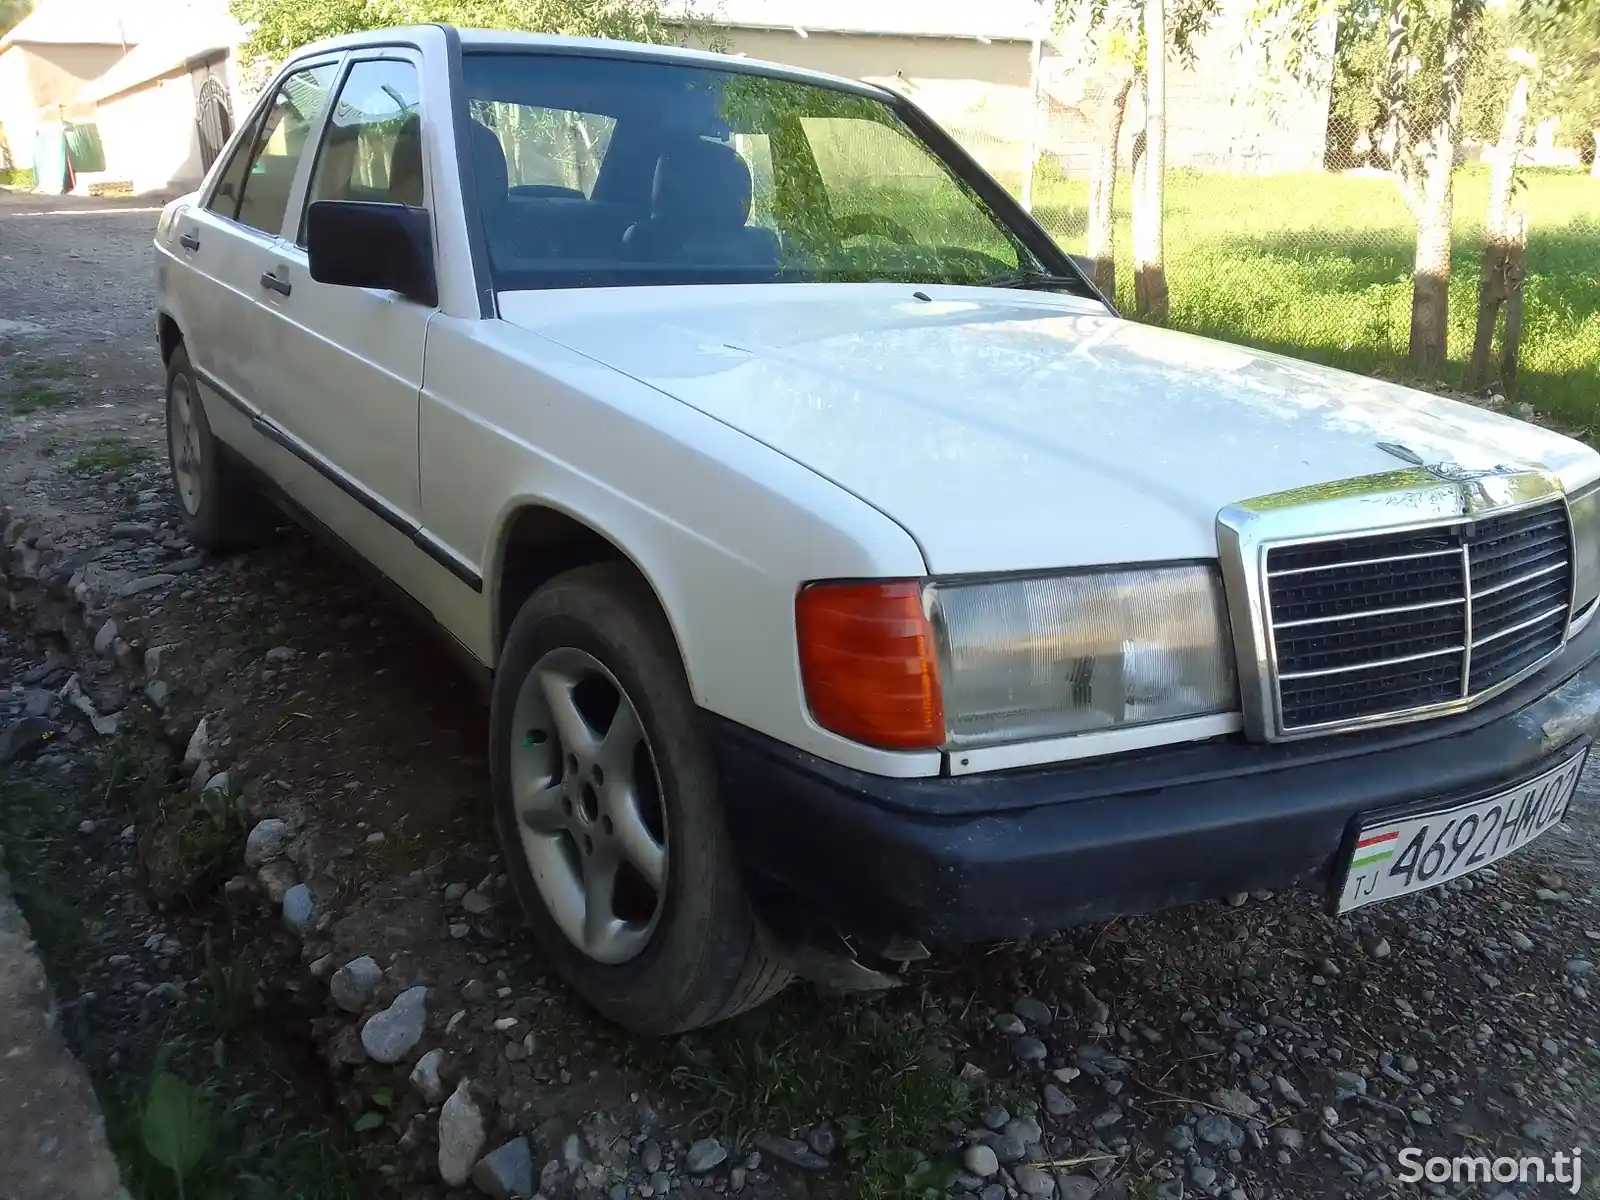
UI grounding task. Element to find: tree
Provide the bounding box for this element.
[0,0,30,38]
[1267,0,1483,374]
[1133,0,1168,320]
[230,0,674,63]
[1467,70,1529,393]
[1516,0,1600,172]
[1394,0,1481,373]
[1053,0,1219,306]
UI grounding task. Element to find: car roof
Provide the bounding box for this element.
[293,24,895,100]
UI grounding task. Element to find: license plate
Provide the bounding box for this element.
[1337,748,1587,913]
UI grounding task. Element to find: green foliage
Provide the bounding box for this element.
[0,0,31,39]
[1517,0,1600,148]
[1329,1,1516,151]
[74,439,152,475]
[634,997,981,1200]
[1053,0,1224,72]
[230,0,675,62]
[1025,163,1600,426]
[108,1067,373,1200]
[141,1073,212,1198]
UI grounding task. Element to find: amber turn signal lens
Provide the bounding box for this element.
[795,580,945,750]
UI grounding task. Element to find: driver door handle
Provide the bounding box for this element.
[259,270,292,297]
[179,232,201,251]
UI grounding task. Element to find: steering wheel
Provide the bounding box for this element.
[834,212,917,246]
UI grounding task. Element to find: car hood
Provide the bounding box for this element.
[499,284,1599,574]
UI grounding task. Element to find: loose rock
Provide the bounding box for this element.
[281,884,315,934]
[755,1134,829,1172]
[805,1126,837,1159]
[330,955,384,1013]
[361,986,427,1064]
[471,1136,533,1200]
[438,1081,486,1187]
[686,1138,728,1173]
[410,1048,448,1104]
[1042,1083,1075,1117]
[1195,1113,1244,1150]
[963,1145,999,1177]
[182,716,210,769]
[243,825,294,870]
[1013,1164,1055,1197]
[1012,995,1052,1027]
[1012,1036,1048,1063]
[0,716,54,764]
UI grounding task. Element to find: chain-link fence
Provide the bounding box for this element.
[924,38,1599,432]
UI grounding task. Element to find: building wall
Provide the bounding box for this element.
[688,28,1038,177]
[0,50,32,169]
[685,3,1334,180]
[0,42,127,170]
[90,72,204,193]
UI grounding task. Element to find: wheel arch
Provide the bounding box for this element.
[489,502,694,688]
[157,310,184,364]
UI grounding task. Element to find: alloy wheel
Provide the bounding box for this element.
[169,374,203,517]
[508,647,669,964]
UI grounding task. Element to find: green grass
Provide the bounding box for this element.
[5,361,78,414]
[7,385,70,414]
[95,729,245,901]
[105,1067,372,1200]
[0,167,35,188]
[1016,163,1600,431]
[631,996,985,1200]
[75,440,153,475]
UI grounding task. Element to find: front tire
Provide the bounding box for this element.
[165,344,269,552]
[490,563,790,1033]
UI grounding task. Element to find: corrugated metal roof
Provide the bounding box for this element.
[670,0,1050,42]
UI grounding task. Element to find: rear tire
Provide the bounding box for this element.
[165,343,270,552]
[490,563,790,1033]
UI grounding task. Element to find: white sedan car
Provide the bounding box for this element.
[155,26,1600,1033]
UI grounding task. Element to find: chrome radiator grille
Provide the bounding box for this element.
[1265,499,1573,731]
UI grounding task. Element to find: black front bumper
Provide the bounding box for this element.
[712,626,1600,945]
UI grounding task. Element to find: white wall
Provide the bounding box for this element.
[90,73,204,193]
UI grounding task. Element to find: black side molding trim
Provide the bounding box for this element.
[222,442,493,692]
[192,366,484,593]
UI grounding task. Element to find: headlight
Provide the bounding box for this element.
[796,565,1237,751]
[1569,484,1600,617]
[929,565,1237,746]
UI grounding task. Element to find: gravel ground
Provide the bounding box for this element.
[2,190,1598,1200]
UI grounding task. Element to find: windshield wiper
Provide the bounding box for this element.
[975,269,1086,291]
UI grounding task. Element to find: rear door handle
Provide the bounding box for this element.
[178,232,201,251]
[259,270,292,297]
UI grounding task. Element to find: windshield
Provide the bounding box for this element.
[461,52,1069,292]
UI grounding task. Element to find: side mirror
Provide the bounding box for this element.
[306,200,437,306]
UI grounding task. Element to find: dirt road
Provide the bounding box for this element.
[2,189,1597,1200]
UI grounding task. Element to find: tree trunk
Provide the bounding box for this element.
[1469,75,1528,392]
[1086,73,1135,299]
[1403,0,1475,375]
[1021,32,1045,212]
[1500,214,1528,399]
[1132,0,1169,323]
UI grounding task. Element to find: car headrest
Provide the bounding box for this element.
[651,137,752,229]
[469,120,509,207]
[388,114,424,207]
